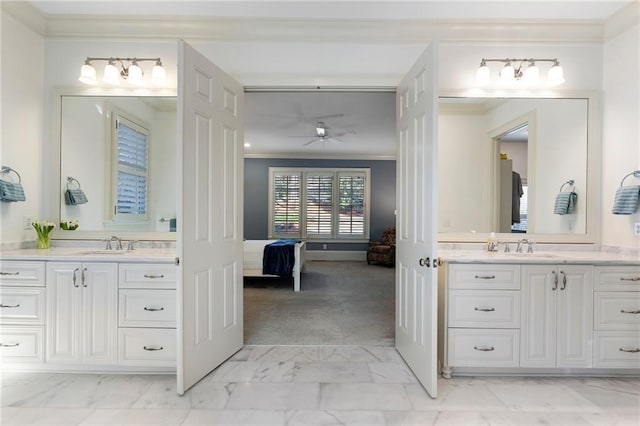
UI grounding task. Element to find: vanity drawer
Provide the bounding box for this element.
[448,290,520,328]
[0,261,45,287]
[119,289,176,328]
[448,328,519,367]
[119,263,176,289]
[0,288,45,324]
[594,266,640,291]
[0,325,45,362]
[118,328,176,367]
[594,292,640,331]
[449,264,520,290]
[594,331,640,368]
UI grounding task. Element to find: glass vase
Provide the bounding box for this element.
[36,234,50,249]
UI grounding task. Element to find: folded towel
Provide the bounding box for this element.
[64,188,88,205]
[612,185,640,215]
[0,179,26,202]
[554,191,577,215]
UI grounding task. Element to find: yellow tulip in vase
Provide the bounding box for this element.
[32,220,55,249]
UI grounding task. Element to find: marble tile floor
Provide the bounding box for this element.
[1,345,639,426]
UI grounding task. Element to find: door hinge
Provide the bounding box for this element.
[174,257,180,266]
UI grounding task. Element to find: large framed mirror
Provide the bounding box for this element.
[49,88,177,241]
[438,92,600,244]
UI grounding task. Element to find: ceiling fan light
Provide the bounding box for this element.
[315,122,326,137]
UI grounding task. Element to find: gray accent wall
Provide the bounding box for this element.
[244,158,396,251]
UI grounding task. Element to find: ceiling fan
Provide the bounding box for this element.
[295,121,351,146]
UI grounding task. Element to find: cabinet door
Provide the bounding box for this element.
[520,265,557,367]
[556,265,593,368]
[46,262,82,363]
[81,263,118,365]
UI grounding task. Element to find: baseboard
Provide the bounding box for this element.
[305,250,366,261]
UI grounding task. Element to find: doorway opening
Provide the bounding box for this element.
[242,90,397,346]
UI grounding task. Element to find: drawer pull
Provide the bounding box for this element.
[143,345,164,351]
[620,309,640,314]
[0,342,20,347]
[144,306,165,312]
[0,271,20,276]
[0,303,20,308]
[474,275,496,280]
[619,348,640,353]
[620,277,640,282]
[473,346,495,352]
[143,274,165,279]
[474,307,495,312]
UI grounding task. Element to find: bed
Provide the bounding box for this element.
[243,240,307,291]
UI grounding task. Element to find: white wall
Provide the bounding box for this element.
[601,19,640,250]
[0,9,44,246]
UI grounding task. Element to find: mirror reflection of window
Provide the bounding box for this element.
[112,113,149,219]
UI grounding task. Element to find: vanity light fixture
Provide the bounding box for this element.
[476,58,564,87]
[78,57,166,86]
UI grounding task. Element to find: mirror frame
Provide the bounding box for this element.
[437,90,601,244]
[49,87,178,241]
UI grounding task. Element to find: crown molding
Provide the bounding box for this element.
[1,0,46,35]
[43,15,605,44]
[244,152,396,160]
[604,1,639,41]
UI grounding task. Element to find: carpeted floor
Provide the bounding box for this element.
[244,261,395,346]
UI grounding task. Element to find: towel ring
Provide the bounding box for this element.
[0,166,22,183]
[620,170,640,187]
[66,176,82,190]
[559,179,575,192]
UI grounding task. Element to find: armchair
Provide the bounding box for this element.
[366,226,396,266]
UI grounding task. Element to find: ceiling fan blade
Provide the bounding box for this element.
[303,138,319,146]
[327,137,344,144]
[312,113,345,120]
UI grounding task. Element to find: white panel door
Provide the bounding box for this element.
[81,263,118,365]
[177,40,244,395]
[46,262,82,364]
[520,265,557,367]
[556,265,593,368]
[395,43,439,398]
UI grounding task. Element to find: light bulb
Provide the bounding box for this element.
[127,61,144,86]
[151,60,166,85]
[523,63,540,85]
[476,61,490,86]
[499,62,515,83]
[78,61,96,85]
[547,62,565,86]
[103,60,120,85]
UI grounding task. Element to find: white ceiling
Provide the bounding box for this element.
[30,1,629,21]
[245,91,396,157]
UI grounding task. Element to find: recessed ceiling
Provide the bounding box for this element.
[245,91,396,157]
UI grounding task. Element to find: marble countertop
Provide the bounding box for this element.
[0,247,176,263]
[439,249,640,265]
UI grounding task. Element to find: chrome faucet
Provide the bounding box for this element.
[516,238,534,253]
[105,235,123,250]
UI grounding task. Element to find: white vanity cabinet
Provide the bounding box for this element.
[520,265,593,368]
[445,264,521,369]
[593,266,640,368]
[46,262,118,365]
[0,261,46,363]
[117,263,176,367]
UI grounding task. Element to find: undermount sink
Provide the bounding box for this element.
[79,250,130,255]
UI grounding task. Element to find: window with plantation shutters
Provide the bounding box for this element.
[305,174,333,237]
[269,167,370,241]
[112,114,149,220]
[272,172,301,236]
